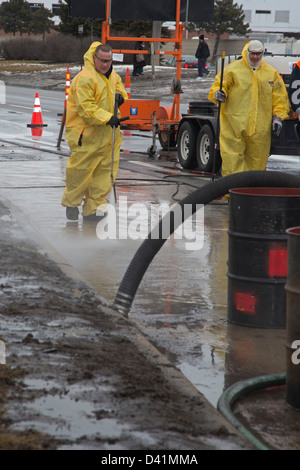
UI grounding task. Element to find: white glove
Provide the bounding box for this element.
[215,90,226,102]
[272,116,282,136]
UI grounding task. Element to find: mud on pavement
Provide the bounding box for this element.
[0,194,254,451]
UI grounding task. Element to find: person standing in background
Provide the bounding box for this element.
[288,60,300,116]
[288,60,300,138]
[132,36,146,77]
[195,34,210,80]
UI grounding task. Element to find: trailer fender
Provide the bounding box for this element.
[159,106,172,120]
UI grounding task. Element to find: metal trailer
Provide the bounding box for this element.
[176,100,300,174]
[101,0,190,157]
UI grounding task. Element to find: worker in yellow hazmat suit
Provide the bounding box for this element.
[62,42,128,221]
[208,40,290,178]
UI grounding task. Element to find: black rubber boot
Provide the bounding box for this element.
[66,207,79,221]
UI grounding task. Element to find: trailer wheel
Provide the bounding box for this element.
[196,124,221,173]
[159,128,177,149]
[196,125,215,172]
[177,121,197,169]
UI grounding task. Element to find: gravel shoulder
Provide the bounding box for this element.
[0,63,214,102]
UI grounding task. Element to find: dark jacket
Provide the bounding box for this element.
[289,61,300,115]
[133,41,146,67]
[195,41,210,61]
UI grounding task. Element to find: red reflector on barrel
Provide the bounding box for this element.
[235,292,256,314]
[269,248,287,278]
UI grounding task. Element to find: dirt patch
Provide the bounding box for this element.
[0,61,214,101]
[0,189,253,450]
[0,60,69,72]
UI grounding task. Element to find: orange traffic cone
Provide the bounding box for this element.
[31,127,43,139]
[125,67,131,99]
[27,92,47,138]
[30,92,45,127]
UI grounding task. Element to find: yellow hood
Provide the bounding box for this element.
[242,41,264,70]
[83,41,102,69]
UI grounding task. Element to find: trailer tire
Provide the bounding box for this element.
[159,128,177,149]
[177,121,197,169]
[196,125,221,173]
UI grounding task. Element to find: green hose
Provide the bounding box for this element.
[217,372,286,450]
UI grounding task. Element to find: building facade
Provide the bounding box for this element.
[236,0,300,36]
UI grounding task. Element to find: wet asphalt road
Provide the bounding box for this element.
[1,83,300,449]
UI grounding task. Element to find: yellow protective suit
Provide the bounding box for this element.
[208,42,290,176]
[62,42,128,216]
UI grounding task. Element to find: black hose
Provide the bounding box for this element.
[113,170,300,315]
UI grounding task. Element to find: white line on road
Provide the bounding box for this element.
[8,104,51,113]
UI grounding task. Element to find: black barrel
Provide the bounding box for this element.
[227,187,300,328]
[285,226,300,409]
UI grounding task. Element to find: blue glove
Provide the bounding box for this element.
[272,116,282,136]
[215,90,226,102]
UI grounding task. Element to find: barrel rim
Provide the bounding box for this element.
[229,187,300,197]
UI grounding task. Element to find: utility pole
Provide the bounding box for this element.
[151,21,162,83]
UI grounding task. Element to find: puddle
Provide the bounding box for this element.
[7,377,160,449]
[9,378,128,443]
[12,398,127,440]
